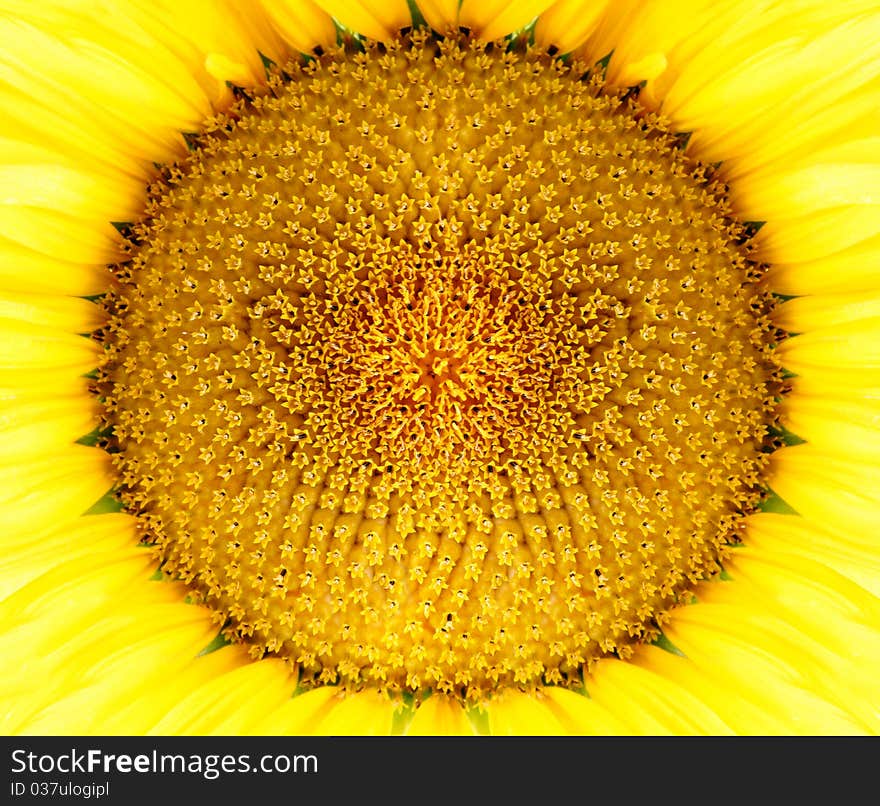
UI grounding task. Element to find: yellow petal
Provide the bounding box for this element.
[0,18,203,161]
[727,546,880,650]
[0,206,120,268]
[778,317,880,378]
[582,0,717,93]
[770,446,880,540]
[585,656,734,735]
[780,392,880,466]
[461,0,557,41]
[147,658,296,735]
[534,0,611,54]
[0,513,134,601]
[0,318,99,374]
[766,233,880,296]
[746,512,880,598]
[0,291,103,333]
[102,647,252,735]
[0,366,95,402]
[312,0,410,40]
[0,239,109,297]
[406,695,476,735]
[734,163,880,222]
[16,606,219,735]
[635,644,810,735]
[665,605,868,735]
[250,686,343,734]
[260,0,338,53]
[487,689,569,735]
[0,153,141,223]
[662,13,880,140]
[0,397,97,465]
[540,686,631,735]
[310,689,394,735]
[755,206,879,266]
[0,550,155,643]
[776,291,880,333]
[117,0,286,103]
[251,686,394,735]
[417,0,460,32]
[0,448,112,536]
[0,575,169,735]
[692,568,880,733]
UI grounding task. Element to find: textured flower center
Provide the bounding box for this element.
[99,31,779,699]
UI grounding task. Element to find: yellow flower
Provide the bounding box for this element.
[2,0,879,735]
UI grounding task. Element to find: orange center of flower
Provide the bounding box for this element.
[98,31,780,700]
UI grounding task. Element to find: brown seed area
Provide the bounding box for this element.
[98,31,780,699]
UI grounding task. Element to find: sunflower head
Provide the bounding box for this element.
[96,29,780,700]
[2,0,878,736]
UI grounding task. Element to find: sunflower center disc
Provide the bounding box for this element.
[100,31,779,699]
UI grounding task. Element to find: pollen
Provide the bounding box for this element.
[97,30,781,700]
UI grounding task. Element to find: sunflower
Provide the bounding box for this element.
[1,0,878,737]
